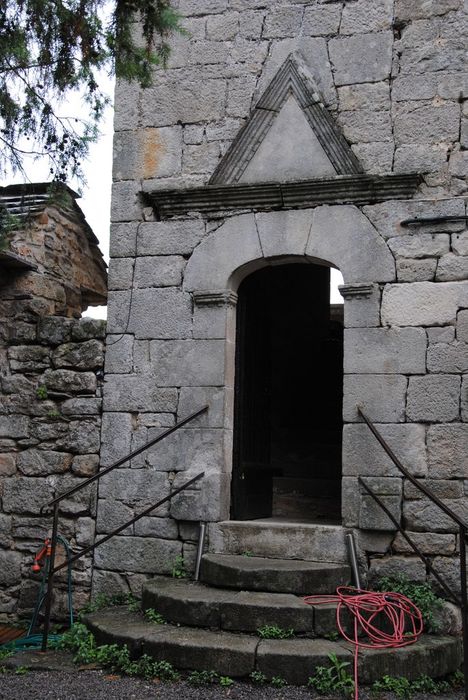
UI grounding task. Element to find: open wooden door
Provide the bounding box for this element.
[231,263,343,523]
[231,271,272,520]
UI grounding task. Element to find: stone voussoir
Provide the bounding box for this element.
[200,554,351,596]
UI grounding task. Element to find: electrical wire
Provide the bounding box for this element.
[304,586,424,700]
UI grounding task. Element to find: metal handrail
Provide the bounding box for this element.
[358,478,460,606]
[40,405,208,652]
[42,405,208,511]
[358,406,467,528]
[53,472,204,574]
[358,406,468,699]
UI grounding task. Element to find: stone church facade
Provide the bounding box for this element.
[97,0,468,595]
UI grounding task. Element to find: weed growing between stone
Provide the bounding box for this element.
[324,630,340,641]
[371,671,464,699]
[219,675,234,687]
[308,652,354,698]
[270,676,288,688]
[60,625,234,688]
[257,624,294,639]
[127,598,141,612]
[187,670,220,686]
[144,608,166,624]
[14,666,29,675]
[249,670,267,684]
[0,647,13,674]
[375,575,443,631]
[77,592,140,619]
[35,385,48,400]
[248,670,292,687]
[0,211,21,248]
[186,670,234,688]
[171,555,188,579]
[58,623,180,680]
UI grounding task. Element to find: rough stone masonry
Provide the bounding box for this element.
[0,186,107,620]
[98,0,468,597]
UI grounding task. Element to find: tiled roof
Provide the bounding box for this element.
[0,182,107,289]
[0,182,79,220]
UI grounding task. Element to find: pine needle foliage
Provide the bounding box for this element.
[0,1,181,182]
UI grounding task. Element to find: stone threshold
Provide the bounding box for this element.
[208,520,350,564]
[144,173,422,219]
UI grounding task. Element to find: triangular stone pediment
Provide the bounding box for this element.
[210,54,362,185]
[240,94,337,182]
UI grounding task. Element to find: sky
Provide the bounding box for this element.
[74,100,113,320]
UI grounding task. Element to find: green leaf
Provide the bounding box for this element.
[0,0,183,182]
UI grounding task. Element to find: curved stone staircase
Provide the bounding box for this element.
[84,551,461,685]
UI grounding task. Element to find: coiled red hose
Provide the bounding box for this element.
[304,586,424,700]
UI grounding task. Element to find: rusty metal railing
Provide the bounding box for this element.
[39,405,208,651]
[358,406,468,699]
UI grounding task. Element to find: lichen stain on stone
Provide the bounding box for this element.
[141,128,166,179]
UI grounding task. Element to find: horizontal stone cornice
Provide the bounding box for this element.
[145,174,422,219]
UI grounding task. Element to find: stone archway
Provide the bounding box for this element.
[183,205,395,522]
[183,204,395,293]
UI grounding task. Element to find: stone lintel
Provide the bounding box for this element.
[193,290,238,307]
[339,283,374,299]
[145,174,422,219]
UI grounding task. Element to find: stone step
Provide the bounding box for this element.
[200,553,351,595]
[141,576,343,636]
[208,520,349,563]
[84,607,462,685]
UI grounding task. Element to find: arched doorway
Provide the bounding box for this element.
[231,262,343,523]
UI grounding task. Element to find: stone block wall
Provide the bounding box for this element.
[112,0,466,201]
[100,0,468,594]
[0,305,105,621]
[340,201,468,588]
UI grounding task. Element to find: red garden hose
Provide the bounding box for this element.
[304,586,424,700]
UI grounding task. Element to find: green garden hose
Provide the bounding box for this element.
[1,533,74,652]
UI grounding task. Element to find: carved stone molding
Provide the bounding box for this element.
[210,54,362,184]
[339,283,374,299]
[146,174,422,219]
[193,290,238,306]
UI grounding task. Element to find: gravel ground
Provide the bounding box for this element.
[0,649,464,700]
[0,671,465,700]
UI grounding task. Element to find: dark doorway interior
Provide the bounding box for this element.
[231,263,343,522]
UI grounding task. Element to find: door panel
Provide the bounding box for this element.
[231,272,272,520]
